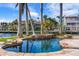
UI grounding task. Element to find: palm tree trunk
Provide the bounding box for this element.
[60,3,63,34]
[40,3,43,34]
[27,7,35,35]
[25,3,29,35]
[17,3,23,38]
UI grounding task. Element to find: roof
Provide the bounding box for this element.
[64,16,79,18]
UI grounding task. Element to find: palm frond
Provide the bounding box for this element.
[15,3,18,8]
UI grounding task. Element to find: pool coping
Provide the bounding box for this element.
[1,48,79,56]
[0,48,63,56]
[1,36,79,56]
[0,41,64,56]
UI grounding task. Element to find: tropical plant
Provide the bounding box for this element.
[43,16,58,33]
[43,15,48,20]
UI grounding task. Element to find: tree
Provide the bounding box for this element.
[27,6,35,35]
[16,3,25,38]
[43,16,58,33]
[11,19,18,31]
[16,3,35,36]
[25,3,29,35]
[59,3,63,34]
[40,3,44,34]
[44,15,47,19]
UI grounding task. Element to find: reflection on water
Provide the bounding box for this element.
[5,38,62,53]
[0,33,16,38]
[19,45,22,52]
[41,39,52,52]
[0,32,58,38]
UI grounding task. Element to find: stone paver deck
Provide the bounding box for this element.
[0,35,79,56]
[0,48,79,56]
[60,39,79,48]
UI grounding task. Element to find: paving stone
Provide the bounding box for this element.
[1,38,79,56]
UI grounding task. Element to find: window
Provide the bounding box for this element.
[67,23,76,25]
[72,27,76,30]
[66,27,70,30]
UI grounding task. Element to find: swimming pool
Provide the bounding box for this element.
[4,38,62,53]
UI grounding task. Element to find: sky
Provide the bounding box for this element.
[0,3,79,22]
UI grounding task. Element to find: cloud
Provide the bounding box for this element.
[45,3,60,17]
[45,3,79,22]
[30,11,39,17]
[22,11,39,20]
[0,18,14,23]
[63,3,79,10]
[22,11,39,21]
[28,5,39,18]
[7,3,17,9]
[47,3,59,11]
[0,3,17,10]
[63,9,78,16]
[46,3,79,17]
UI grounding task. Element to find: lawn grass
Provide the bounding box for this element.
[0,36,17,42]
[0,34,27,42]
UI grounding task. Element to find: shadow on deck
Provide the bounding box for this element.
[2,38,23,49]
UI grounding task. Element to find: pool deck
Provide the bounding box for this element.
[0,35,79,56]
[0,48,79,56]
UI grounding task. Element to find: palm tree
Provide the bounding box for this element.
[27,6,35,35]
[44,15,47,20]
[16,3,29,36]
[25,3,29,35]
[43,17,58,31]
[60,3,63,34]
[16,3,24,38]
[16,3,35,36]
[40,3,43,34]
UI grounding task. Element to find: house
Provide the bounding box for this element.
[64,16,79,32]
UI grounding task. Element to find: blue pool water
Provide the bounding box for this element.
[5,38,62,53]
